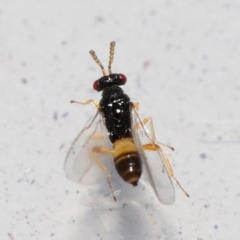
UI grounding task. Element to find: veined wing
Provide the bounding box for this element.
[64,111,112,185]
[131,108,175,204]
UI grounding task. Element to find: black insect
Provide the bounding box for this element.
[64,41,189,203]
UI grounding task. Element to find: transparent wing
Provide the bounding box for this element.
[131,108,175,204]
[64,111,112,185]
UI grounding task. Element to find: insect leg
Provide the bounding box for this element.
[70,99,100,109]
[141,117,174,151]
[132,106,174,150]
[132,108,174,151]
[133,102,139,111]
[91,146,117,201]
[143,143,190,197]
[91,133,108,141]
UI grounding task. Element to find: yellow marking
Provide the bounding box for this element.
[121,168,141,185]
[114,152,139,165]
[126,176,139,184]
[113,138,138,160]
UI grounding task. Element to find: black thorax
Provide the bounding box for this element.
[99,85,132,143]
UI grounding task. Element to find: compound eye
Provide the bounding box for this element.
[93,80,99,91]
[119,74,127,84]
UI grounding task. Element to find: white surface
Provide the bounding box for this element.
[1,1,240,239]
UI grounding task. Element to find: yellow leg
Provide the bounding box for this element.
[143,143,190,197]
[91,146,117,201]
[133,102,139,111]
[91,134,107,141]
[132,104,189,197]
[141,117,174,151]
[70,99,100,109]
[132,111,173,151]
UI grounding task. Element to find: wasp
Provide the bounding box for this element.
[64,41,189,204]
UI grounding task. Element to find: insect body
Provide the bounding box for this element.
[64,41,189,204]
[99,81,142,186]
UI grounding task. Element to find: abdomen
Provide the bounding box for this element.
[113,138,142,186]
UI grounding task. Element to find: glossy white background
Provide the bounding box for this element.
[0,1,240,239]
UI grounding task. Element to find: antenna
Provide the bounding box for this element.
[89,49,106,76]
[108,41,115,74]
[89,41,116,76]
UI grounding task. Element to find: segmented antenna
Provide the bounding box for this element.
[108,41,115,74]
[89,41,116,76]
[89,49,106,76]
